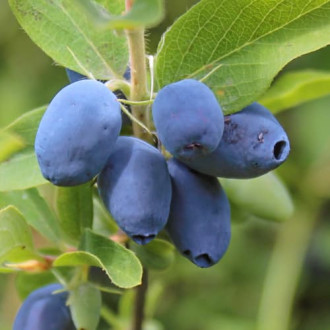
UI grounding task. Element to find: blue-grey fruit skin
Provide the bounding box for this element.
[13,283,75,330]
[65,69,131,127]
[35,80,122,186]
[152,79,224,160]
[98,136,172,245]
[167,158,231,268]
[180,102,290,179]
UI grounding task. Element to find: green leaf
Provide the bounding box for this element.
[130,239,175,270]
[0,130,25,162]
[0,206,40,264]
[15,271,56,299]
[56,183,93,244]
[221,172,294,222]
[9,0,128,80]
[4,106,46,146]
[0,189,61,244]
[0,150,47,191]
[54,230,142,288]
[69,283,102,330]
[77,0,165,29]
[93,195,118,236]
[259,70,330,113]
[156,0,330,114]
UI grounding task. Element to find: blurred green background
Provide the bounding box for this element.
[1,0,330,329]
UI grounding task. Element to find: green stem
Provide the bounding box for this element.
[133,269,148,330]
[118,99,154,106]
[256,200,320,330]
[126,27,151,142]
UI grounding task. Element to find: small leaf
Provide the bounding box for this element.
[56,183,93,244]
[0,206,40,264]
[93,195,118,236]
[221,172,294,222]
[54,230,142,288]
[0,189,61,244]
[15,271,56,299]
[4,106,46,146]
[259,70,330,113]
[9,0,128,79]
[76,0,165,29]
[130,239,175,270]
[69,283,102,330]
[0,130,25,162]
[156,0,330,114]
[0,150,47,191]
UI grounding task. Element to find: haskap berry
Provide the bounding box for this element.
[13,283,75,330]
[35,79,122,186]
[152,79,224,160]
[167,158,231,268]
[98,136,172,245]
[179,102,290,178]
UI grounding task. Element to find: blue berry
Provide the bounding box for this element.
[152,79,224,160]
[35,80,122,186]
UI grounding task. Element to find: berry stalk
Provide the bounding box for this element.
[126,26,151,142]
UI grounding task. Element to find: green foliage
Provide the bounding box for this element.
[54,230,143,288]
[0,206,41,266]
[15,271,56,299]
[69,282,102,330]
[131,239,175,270]
[8,0,128,79]
[0,150,47,191]
[0,131,24,162]
[56,183,93,244]
[75,0,165,29]
[221,172,294,222]
[0,189,61,244]
[4,106,46,146]
[259,70,330,112]
[156,0,330,114]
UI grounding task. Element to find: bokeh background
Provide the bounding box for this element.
[1,0,330,329]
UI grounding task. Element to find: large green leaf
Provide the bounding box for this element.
[69,283,102,330]
[9,0,128,79]
[0,206,40,264]
[4,106,46,146]
[259,70,330,113]
[0,189,61,244]
[54,230,142,288]
[0,130,25,162]
[221,172,294,222]
[75,0,165,29]
[156,0,330,114]
[0,150,47,191]
[56,183,93,244]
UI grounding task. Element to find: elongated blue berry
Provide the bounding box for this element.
[35,80,122,186]
[98,136,172,245]
[167,158,231,268]
[180,102,290,178]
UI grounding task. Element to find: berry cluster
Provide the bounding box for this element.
[35,76,290,268]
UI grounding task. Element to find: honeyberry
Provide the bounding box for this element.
[13,283,75,330]
[167,158,231,268]
[98,136,172,245]
[35,79,122,186]
[152,79,224,160]
[180,102,290,178]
